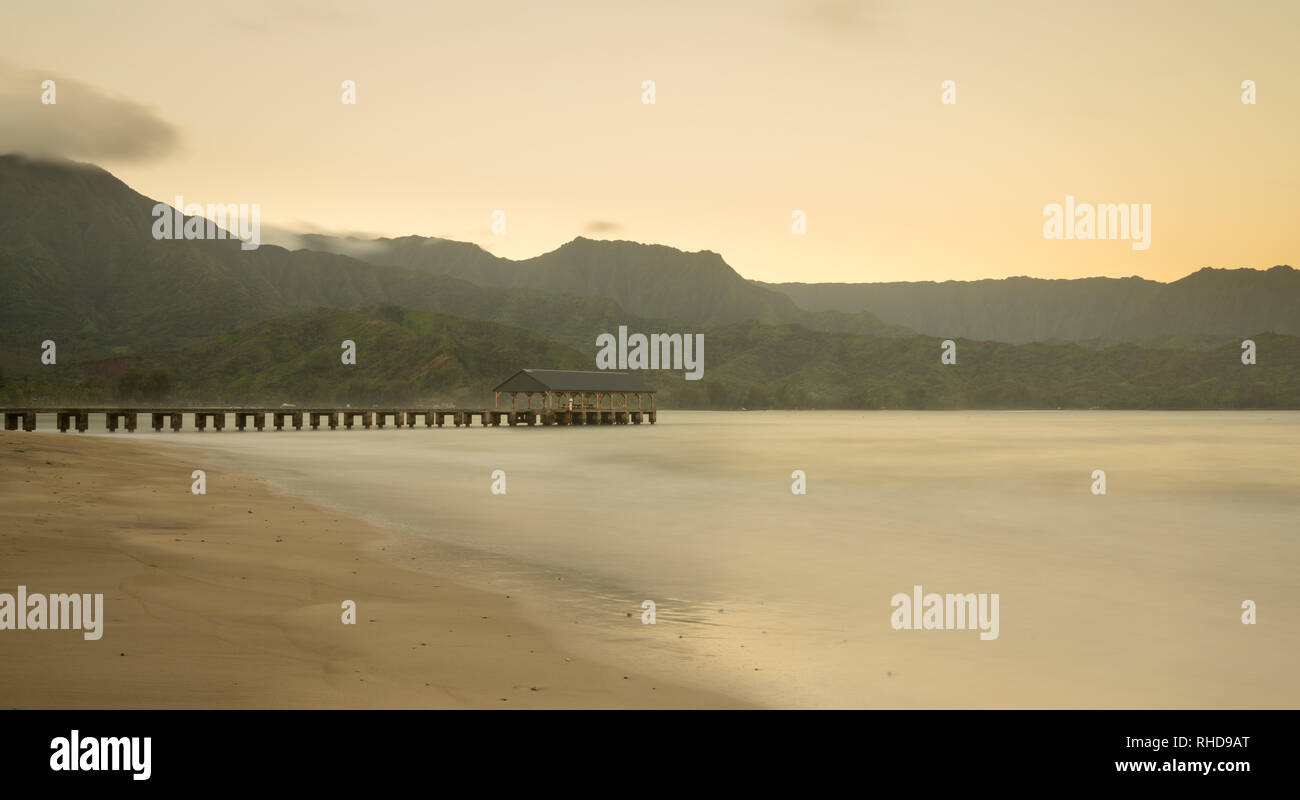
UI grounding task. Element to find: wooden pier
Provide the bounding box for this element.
[3,370,661,433]
[2,406,656,432]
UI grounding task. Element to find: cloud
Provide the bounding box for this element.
[261,222,389,256]
[583,220,623,235]
[0,63,179,162]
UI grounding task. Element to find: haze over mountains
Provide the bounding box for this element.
[2,154,1297,409]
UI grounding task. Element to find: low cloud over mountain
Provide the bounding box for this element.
[0,63,178,163]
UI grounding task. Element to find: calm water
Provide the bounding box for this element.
[71,410,1300,707]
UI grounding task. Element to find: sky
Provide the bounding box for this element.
[1,0,1297,284]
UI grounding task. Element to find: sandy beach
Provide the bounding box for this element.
[0,430,743,709]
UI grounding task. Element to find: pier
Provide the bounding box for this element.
[3,370,659,433]
[2,406,656,432]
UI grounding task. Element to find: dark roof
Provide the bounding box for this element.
[494,369,656,393]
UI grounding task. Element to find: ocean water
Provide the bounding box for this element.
[69,410,1300,708]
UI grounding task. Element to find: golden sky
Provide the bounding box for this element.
[2,0,1296,283]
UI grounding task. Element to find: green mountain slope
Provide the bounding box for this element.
[673,325,1300,409]
[9,305,1298,410]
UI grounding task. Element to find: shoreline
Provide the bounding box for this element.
[0,431,748,709]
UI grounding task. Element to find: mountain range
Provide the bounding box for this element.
[2,154,1297,409]
[758,267,1300,345]
[300,233,904,337]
